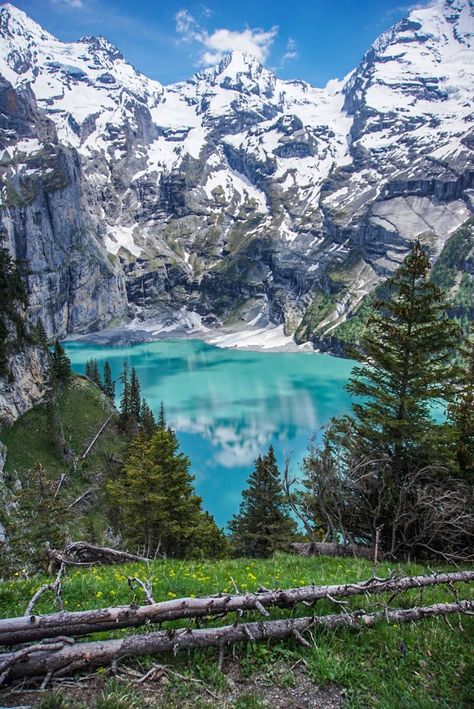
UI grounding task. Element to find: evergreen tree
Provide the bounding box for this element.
[119,362,131,428]
[129,367,141,422]
[338,241,462,474]
[0,247,27,375]
[33,318,48,348]
[1,464,70,572]
[158,401,166,429]
[140,399,157,436]
[448,340,474,480]
[50,340,71,383]
[107,426,221,558]
[228,445,297,558]
[85,358,101,387]
[103,361,115,400]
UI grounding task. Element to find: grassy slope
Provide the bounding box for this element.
[0,375,120,477]
[0,555,472,708]
[0,375,124,542]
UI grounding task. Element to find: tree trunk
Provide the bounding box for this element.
[1,601,472,684]
[1,570,472,646]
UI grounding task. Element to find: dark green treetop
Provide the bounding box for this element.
[228,445,297,558]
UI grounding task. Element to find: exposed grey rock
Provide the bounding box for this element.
[0,346,48,426]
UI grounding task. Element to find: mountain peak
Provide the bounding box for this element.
[194,50,276,98]
[0,3,54,40]
[78,35,124,61]
[218,51,265,74]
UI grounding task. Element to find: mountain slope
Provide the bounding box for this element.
[0,0,473,344]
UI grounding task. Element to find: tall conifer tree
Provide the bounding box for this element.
[228,445,297,558]
[106,425,223,557]
[129,367,141,422]
[340,241,462,474]
[103,361,115,400]
[119,362,131,427]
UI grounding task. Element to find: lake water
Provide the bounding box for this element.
[65,339,355,527]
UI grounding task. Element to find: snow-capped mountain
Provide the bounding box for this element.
[0,0,473,345]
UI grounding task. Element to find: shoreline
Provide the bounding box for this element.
[65,316,316,355]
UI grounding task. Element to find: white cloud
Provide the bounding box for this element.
[281,37,298,64]
[201,5,214,19]
[50,0,84,7]
[175,9,278,66]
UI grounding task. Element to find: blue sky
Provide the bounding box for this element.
[5,0,429,85]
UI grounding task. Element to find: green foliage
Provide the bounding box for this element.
[430,217,474,328]
[0,376,124,567]
[119,362,131,430]
[431,217,474,291]
[106,419,227,558]
[228,446,297,558]
[294,291,336,344]
[140,399,157,437]
[0,246,28,376]
[129,367,141,422]
[339,241,462,473]
[49,340,72,383]
[85,358,101,387]
[0,463,71,573]
[102,361,115,400]
[85,359,115,400]
[32,318,49,348]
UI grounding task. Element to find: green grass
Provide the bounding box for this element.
[0,375,122,477]
[1,555,472,708]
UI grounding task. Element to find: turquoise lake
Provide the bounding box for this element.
[64,340,355,527]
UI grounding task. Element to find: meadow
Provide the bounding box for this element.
[0,554,472,708]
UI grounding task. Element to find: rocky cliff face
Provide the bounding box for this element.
[0,346,48,426]
[0,0,473,348]
[0,75,127,338]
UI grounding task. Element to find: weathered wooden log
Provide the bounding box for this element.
[46,542,153,567]
[1,570,472,646]
[1,600,472,684]
[291,542,376,559]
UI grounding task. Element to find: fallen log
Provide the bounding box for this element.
[1,569,473,646]
[291,542,376,560]
[1,600,472,684]
[46,542,153,568]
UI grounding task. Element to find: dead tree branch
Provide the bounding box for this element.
[24,564,66,617]
[79,415,113,461]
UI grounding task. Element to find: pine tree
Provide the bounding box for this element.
[85,358,101,387]
[106,426,221,558]
[33,318,48,348]
[228,445,297,558]
[1,464,70,572]
[158,401,166,429]
[0,247,27,375]
[140,399,157,436]
[50,340,71,383]
[129,367,141,422]
[339,241,462,475]
[103,361,115,400]
[119,362,131,428]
